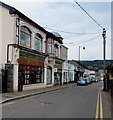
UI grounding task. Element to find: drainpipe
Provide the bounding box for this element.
[16,18,20,45]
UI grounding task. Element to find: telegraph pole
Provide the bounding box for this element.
[102,28,106,91]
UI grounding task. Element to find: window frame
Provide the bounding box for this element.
[47,38,54,54]
[19,65,44,85]
[54,45,59,57]
[34,33,43,51]
[20,26,31,48]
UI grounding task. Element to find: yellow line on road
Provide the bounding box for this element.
[24,96,33,100]
[100,91,103,119]
[95,91,99,119]
[3,101,15,106]
[95,90,103,120]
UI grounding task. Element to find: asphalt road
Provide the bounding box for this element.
[2,81,103,118]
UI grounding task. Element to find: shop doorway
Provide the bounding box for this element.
[47,67,52,84]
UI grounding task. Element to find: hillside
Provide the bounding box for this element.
[80,60,113,70]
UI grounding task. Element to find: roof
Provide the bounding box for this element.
[0,1,63,44]
[52,32,62,38]
[46,32,63,44]
[69,60,97,71]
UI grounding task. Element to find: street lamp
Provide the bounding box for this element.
[78,46,85,64]
[102,28,107,91]
[78,46,85,77]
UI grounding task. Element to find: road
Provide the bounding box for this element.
[2,81,103,118]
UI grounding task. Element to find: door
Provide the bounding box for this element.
[18,71,23,91]
[47,67,52,84]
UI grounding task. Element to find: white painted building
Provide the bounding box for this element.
[68,63,74,82]
[62,62,69,83]
[0,2,68,92]
[62,62,74,83]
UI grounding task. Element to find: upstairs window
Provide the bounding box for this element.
[47,38,54,54]
[20,26,31,47]
[35,33,42,51]
[54,45,59,57]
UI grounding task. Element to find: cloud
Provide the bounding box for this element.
[1,1,111,60]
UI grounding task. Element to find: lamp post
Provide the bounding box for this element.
[78,46,85,77]
[102,28,106,91]
[78,46,85,64]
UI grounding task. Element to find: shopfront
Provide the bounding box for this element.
[54,59,64,85]
[47,67,52,84]
[18,50,46,91]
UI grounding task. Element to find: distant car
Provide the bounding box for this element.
[84,78,91,84]
[91,78,98,83]
[85,77,92,84]
[77,78,87,86]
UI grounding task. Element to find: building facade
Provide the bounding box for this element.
[0,2,68,92]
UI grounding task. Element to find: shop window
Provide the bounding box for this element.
[36,71,43,83]
[18,65,44,85]
[20,26,31,47]
[24,71,30,84]
[35,33,42,51]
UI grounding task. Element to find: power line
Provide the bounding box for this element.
[73,0,104,29]
[44,26,101,35]
[76,34,101,45]
[64,34,101,46]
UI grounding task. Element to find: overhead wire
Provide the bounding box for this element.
[63,34,101,46]
[44,1,105,46]
[75,34,101,45]
[44,26,101,35]
[73,0,104,29]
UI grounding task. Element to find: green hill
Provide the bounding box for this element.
[80,60,113,70]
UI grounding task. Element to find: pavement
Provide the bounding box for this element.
[0,83,112,119]
[101,90,112,119]
[0,83,72,104]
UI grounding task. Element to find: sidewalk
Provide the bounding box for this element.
[101,90,112,119]
[0,83,74,104]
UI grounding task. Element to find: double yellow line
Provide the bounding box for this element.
[95,90,103,119]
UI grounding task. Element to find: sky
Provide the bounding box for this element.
[1,0,111,61]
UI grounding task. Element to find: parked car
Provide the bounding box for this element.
[85,77,92,84]
[91,78,98,82]
[77,78,87,86]
[84,78,91,84]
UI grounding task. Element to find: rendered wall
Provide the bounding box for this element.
[60,45,68,61]
[1,6,16,67]
[0,6,2,69]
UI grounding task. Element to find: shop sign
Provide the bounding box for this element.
[20,51,45,61]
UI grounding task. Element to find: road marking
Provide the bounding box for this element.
[100,91,103,119]
[24,97,33,100]
[95,91,99,119]
[95,90,103,119]
[3,101,15,106]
